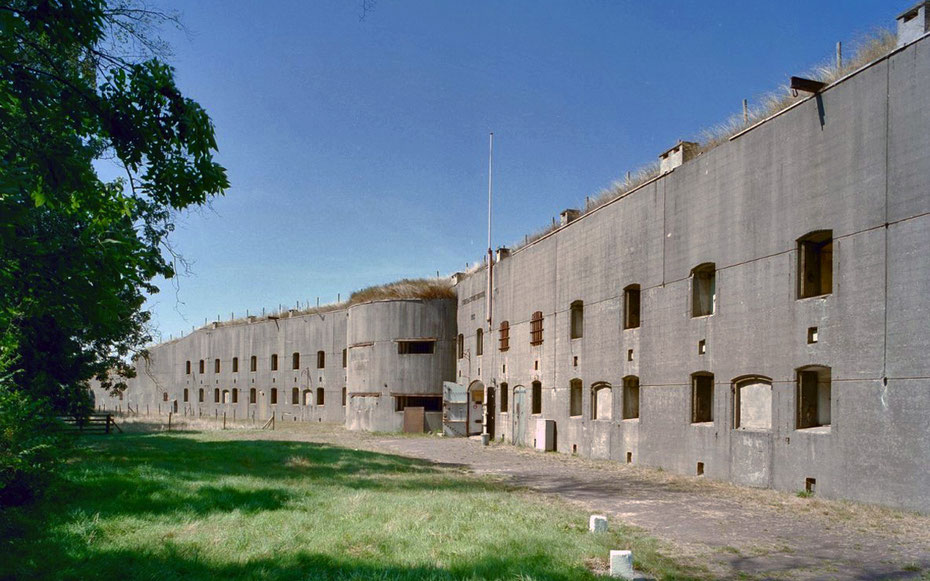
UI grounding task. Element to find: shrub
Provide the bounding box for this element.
[0,383,62,506]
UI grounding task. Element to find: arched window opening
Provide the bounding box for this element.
[183,388,189,402]
[316,350,325,369]
[292,387,300,404]
[457,334,464,359]
[199,388,204,403]
[214,388,220,403]
[162,392,169,402]
[476,328,484,356]
[232,388,238,404]
[185,361,191,374]
[250,355,257,372]
[232,357,239,373]
[303,389,312,406]
[222,389,230,404]
[732,376,772,431]
[249,388,256,404]
[316,387,325,406]
[592,382,612,420]
[199,359,205,374]
[214,358,220,373]
[292,352,300,370]
[270,388,278,405]
[271,354,278,371]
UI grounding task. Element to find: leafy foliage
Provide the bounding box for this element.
[0,1,228,415]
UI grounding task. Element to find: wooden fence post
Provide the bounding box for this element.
[168,412,172,432]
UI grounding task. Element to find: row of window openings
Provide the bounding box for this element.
[175,387,348,407]
[186,350,346,374]
[457,231,833,356]
[537,368,830,430]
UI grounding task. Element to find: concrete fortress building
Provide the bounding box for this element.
[96,8,930,512]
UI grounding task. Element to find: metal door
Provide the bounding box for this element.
[443,382,468,437]
[486,387,496,440]
[512,386,526,445]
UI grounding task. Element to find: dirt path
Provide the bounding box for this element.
[359,435,930,580]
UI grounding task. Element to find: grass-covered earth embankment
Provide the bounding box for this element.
[0,429,698,580]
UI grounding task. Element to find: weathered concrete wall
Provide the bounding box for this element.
[94,309,350,424]
[346,299,456,432]
[455,35,930,513]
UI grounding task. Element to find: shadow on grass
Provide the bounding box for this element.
[3,542,602,581]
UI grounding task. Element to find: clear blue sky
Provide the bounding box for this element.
[143,0,897,341]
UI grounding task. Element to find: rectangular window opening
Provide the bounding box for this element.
[691,264,716,317]
[807,327,818,344]
[697,462,705,476]
[499,321,510,352]
[394,395,442,412]
[531,381,542,415]
[398,340,436,354]
[530,311,544,346]
[570,301,583,339]
[500,383,509,412]
[622,377,640,419]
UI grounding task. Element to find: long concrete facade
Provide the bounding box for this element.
[95,23,930,512]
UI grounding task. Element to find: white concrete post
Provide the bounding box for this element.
[589,514,608,533]
[609,550,634,579]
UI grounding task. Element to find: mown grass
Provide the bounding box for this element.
[0,431,704,580]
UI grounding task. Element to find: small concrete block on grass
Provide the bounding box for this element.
[589,514,608,533]
[609,550,634,579]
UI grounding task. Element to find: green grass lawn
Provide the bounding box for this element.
[0,430,703,580]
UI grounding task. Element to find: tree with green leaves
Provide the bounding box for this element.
[0,0,228,418]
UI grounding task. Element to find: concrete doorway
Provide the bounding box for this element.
[468,381,484,436]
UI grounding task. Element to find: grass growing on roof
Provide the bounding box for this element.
[0,431,703,580]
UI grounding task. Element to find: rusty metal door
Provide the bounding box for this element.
[403,406,425,433]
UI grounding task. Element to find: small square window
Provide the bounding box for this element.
[698,340,706,355]
[627,349,633,362]
[807,327,818,344]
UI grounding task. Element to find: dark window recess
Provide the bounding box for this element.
[797,367,831,428]
[394,395,442,412]
[624,285,641,329]
[250,356,257,372]
[232,357,239,373]
[342,387,347,406]
[316,387,325,405]
[398,340,435,354]
[199,388,205,403]
[271,354,278,371]
[476,328,484,356]
[317,351,325,369]
[569,379,583,417]
[270,388,278,404]
[183,388,189,402]
[214,358,220,373]
[186,361,191,374]
[249,388,256,404]
[214,388,220,403]
[199,360,205,374]
[623,376,640,419]
[531,381,542,414]
[499,321,510,351]
[292,352,300,370]
[292,387,299,404]
[457,334,464,359]
[500,382,509,412]
[691,263,716,317]
[798,231,833,299]
[342,348,347,368]
[570,301,583,339]
[691,373,714,423]
[163,392,168,402]
[530,311,544,345]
